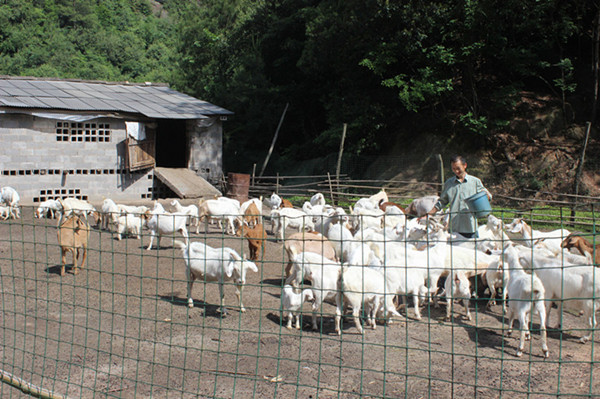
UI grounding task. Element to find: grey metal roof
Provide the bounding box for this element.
[0,76,233,119]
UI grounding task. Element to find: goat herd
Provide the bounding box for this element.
[3,185,600,360]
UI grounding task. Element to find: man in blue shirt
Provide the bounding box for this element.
[426,155,492,238]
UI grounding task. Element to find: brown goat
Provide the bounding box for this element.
[57,214,90,276]
[237,223,267,261]
[378,199,406,213]
[244,202,261,227]
[284,231,337,277]
[561,234,600,266]
[281,198,294,208]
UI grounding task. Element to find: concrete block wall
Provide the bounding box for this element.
[0,114,154,205]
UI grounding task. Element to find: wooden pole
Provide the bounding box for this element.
[336,123,347,195]
[252,163,256,187]
[437,154,444,195]
[327,172,335,205]
[259,103,289,177]
[571,121,592,224]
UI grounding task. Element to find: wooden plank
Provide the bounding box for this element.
[154,167,221,199]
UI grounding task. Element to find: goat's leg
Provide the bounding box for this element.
[146,231,156,250]
[501,284,508,313]
[285,311,293,329]
[218,283,228,315]
[334,292,343,335]
[463,298,472,321]
[76,246,87,275]
[516,312,528,357]
[352,306,364,335]
[537,303,549,358]
[71,249,79,275]
[579,308,595,343]
[235,284,246,312]
[187,277,195,308]
[60,249,67,276]
[506,308,515,336]
[311,301,320,331]
[413,293,422,321]
[487,285,497,308]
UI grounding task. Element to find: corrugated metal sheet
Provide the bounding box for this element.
[0,76,233,119]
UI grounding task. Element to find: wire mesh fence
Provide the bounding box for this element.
[0,203,599,398]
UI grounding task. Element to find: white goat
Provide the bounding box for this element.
[506,218,570,254]
[444,270,473,321]
[198,198,241,235]
[281,284,315,329]
[271,207,314,241]
[326,220,357,262]
[36,199,62,219]
[288,251,342,331]
[171,199,200,234]
[406,195,439,217]
[0,205,10,220]
[335,265,401,335]
[502,244,549,358]
[101,198,120,230]
[145,209,189,250]
[115,213,146,240]
[518,249,600,343]
[269,193,282,209]
[484,258,509,312]
[175,241,258,314]
[0,186,20,219]
[59,197,97,221]
[310,193,326,206]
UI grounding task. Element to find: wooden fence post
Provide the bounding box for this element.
[327,172,335,205]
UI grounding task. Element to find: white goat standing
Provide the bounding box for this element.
[501,244,549,358]
[335,265,401,335]
[281,284,314,329]
[288,251,342,331]
[175,241,258,315]
[145,208,189,250]
[36,199,62,219]
[171,199,200,234]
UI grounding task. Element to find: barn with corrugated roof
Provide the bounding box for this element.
[0,76,232,204]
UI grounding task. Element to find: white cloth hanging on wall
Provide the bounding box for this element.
[126,121,146,140]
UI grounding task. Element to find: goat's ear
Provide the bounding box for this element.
[224,261,235,278]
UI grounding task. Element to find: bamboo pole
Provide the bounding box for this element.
[259,103,289,177]
[571,121,592,223]
[336,123,347,195]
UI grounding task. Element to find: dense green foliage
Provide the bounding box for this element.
[0,0,597,173]
[0,0,177,82]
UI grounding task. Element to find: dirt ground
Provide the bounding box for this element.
[0,201,599,398]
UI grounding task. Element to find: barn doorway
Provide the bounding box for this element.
[155,119,187,167]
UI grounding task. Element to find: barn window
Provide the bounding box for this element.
[56,122,111,142]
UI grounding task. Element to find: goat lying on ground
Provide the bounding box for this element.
[57,214,90,276]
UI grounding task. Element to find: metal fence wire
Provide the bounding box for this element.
[0,204,599,398]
